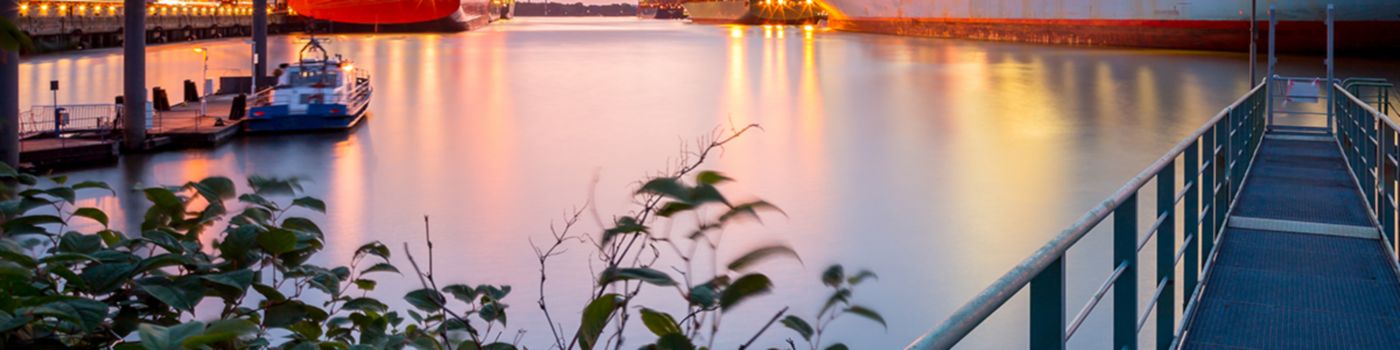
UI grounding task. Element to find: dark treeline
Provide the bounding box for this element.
[514,2,639,16]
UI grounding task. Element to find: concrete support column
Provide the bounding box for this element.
[122,0,146,150]
[1,0,20,167]
[253,0,267,89]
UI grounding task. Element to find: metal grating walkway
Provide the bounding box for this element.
[1181,137,1400,349]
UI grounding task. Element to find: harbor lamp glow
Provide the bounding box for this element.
[193,47,209,117]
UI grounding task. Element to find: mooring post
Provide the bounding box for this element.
[0,0,19,167]
[122,0,146,150]
[253,0,268,90]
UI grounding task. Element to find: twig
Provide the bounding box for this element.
[740,307,789,350]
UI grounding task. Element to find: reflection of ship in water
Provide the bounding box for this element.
[822,0,1400,52]
[288,0,516,33]
[639,0,686,20]
[682,0,825,25]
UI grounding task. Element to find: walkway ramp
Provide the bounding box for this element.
[1181,136,1400,349]
[903,81,1400,350]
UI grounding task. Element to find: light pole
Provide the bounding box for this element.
[193,47,208,117]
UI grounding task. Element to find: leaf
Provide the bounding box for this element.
[264,300,309,328]
[361,262,400,275]
[404,288,446,312]
[688,184,729,206]
[200,269,255,295]
[353,278,377,291]
[442,284,479,302]
[825,344,850,350]
[655,333,696,350]
[291,197,327,213]
[40,252,97,265]
[342,297,389,313]
[655,201,695,218]
[197,177,237,199]
[354,241,391,260]
[719,274,772,311]
[248,176,301,196]
[726,245,801,272]
[478,302,507,325]
[45,187,76,204]
[143,187,183,209]
[602,216,648,244]
[780,315,814,340]
[599,267,677,286]
[0,260,33,279]
[640,308,681,336]
[479,285,511,301]
[719,201,785,223]
[80,262,135,294]
[72,181,114,193]
[257,229,298,255]
[844,305,887,329]
[847,270,878,285]
[576,294,621,350]
[136,277,205,312]
[183,319,258,348]
[637,177,691,200]
[253,283,286,302]
[821,265,845,287]
[72,207,109,227]
[695,170,732,185]
[139,321,206,350]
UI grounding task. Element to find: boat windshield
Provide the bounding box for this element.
[285,67,341,87]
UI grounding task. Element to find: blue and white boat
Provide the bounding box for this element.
[246,38,372,133]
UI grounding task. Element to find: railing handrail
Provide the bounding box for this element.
[905,82,1267,350]
[1336,83,1393,128]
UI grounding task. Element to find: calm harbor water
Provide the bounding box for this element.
[18,17,1400,348]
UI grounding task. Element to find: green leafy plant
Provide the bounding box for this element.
[0,126,883,349]
[531,126,885,350]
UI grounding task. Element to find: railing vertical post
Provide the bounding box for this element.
[1382,124,1395,244]
[1183,140,1200,305]
[1030,257,1065,350]
[1155,164,1176,350]
[1201,129,1217,257]
[1114,194,1138,350]
[1266,6,1276,129]
[1214,119,1229,243]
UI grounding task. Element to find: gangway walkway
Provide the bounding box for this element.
[903,79,1400,350]
[1179,134,1400,349]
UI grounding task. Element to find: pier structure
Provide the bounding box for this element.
[905,6,1400,350]
[120,0,142,150]
[2,0,18,166]
[11,1,295,52]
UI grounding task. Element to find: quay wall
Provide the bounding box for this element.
[16,2,299,52]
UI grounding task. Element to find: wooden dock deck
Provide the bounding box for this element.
[149,95,245,149]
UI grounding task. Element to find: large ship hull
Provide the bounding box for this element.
[289,0,514,33]
[822,0,1400,52]
[684,1,825,25]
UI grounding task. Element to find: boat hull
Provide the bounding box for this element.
[245,102,370,133]
[821,0,1400,52]
[684,1,824,25]
[289,0,512,33]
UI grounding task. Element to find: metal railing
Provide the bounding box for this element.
[905,83,1269,350]
[1333,83,1400,259]
[19,104,119,137]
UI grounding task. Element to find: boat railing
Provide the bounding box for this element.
[905,83,1268,350]
[1332,83,1400,255]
